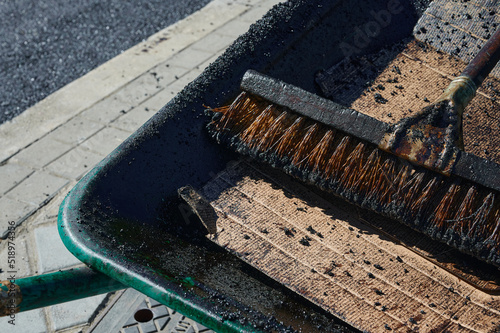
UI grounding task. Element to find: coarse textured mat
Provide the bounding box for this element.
[199,160,500,333]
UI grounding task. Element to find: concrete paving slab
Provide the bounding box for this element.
[215,18,253,38]
[46,115,104,146]
[111,106,157,133]
[239,2,275,22]
[80,66,186,126]
[257,0,283,8]
[166,1,248,38]
[0,197,36,238]
[0,162,34,196]
[38,184,73,225]
[139,93,174,114]
[45,147,104,180]
[49,294,108,332]
[196,51,225,74]
[11,137,72,169]
[111,71,163,108]
[80,127,132,157]
[30,184,75,226]
[164,48,213,69]
[162,70,204,98]
[190,32,237,54]
[4,171,68,207]
[146,64,190,89]
[0,308,47,333]
[34,223,82,274]
[80,95,134,125]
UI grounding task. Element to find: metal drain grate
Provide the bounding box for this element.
[121,297,214,333]
[88,289,215,333]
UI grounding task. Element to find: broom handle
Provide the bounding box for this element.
[462,27,500,88]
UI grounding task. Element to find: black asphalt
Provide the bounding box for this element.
[0,0,211,124]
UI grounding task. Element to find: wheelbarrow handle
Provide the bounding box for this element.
[0,266,126,316]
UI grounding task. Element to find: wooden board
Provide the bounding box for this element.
[197,160,500,333]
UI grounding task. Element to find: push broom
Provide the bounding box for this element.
[207,27,500,267]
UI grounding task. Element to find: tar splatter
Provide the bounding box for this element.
[299,236,312,246]
[307,225,317,235]
[284,228,295,237]
[374,93,388,104]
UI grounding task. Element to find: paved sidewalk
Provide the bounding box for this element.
[0,0,281,332]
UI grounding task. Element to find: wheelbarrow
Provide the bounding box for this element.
[2,0,499,332]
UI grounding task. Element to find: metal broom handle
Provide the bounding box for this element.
[462,27,500,89]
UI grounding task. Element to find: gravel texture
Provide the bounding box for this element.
[0,0,211,124]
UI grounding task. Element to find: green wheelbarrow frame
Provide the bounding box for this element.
[0,1,426,331]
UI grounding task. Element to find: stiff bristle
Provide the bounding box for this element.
[208,92,500,265]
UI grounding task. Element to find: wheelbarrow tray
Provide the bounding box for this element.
[57,0,454,332]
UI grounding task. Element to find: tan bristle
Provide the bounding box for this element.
[274,117,305,158]
[324,136,351,182]
[410,176,441,213]
[240,105,276,150]
[256,110,294,152]
[338,143,367,192]
[358,149,382,199]
[451,186,478,235]
[469,193,495,238]
[399,171,425,208]
[291,124,322,167]
[382,161,402,204]
[305,130,336,173]
[367,158,397,206]
[432,182,462,230]
[487,210,500,243]
[216,91,250,132]
[351,147,380,197]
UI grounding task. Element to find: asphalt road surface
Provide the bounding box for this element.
[0,0,211,124]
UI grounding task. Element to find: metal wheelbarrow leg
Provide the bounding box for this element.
[0,266,125,316]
